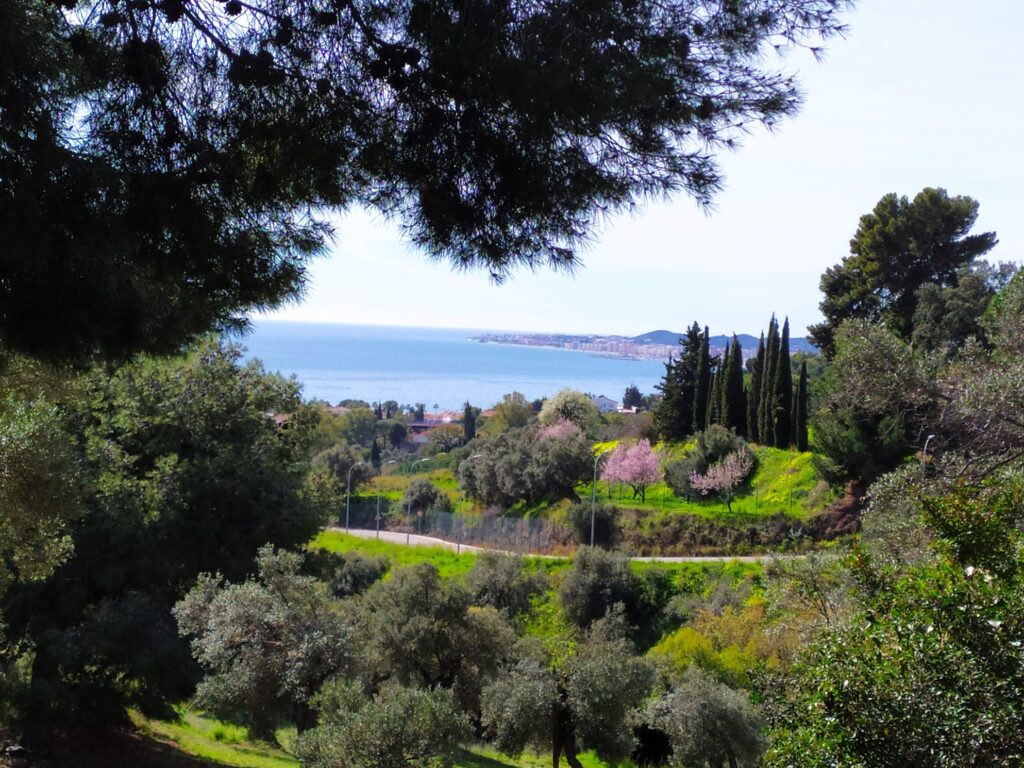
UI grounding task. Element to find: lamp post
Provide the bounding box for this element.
[456,453,483,555]
[590,450,611,547]
[406,457,430,544]
[376,459,397,539]
[345,461,366,532]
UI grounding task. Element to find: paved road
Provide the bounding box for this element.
[327,527,779,563]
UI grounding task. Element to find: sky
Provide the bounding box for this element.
[265,0,1024,339]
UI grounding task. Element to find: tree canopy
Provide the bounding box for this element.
[809,188,998,356]
[2,0,850,361]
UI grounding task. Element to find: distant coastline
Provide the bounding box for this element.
[469,330,817,361]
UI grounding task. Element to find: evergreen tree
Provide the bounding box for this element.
[758,316,779,443]
[374,401,384,420]
[370,439,382,471]
[773,318,793,448]
[707,359,723,429]
[725,335,746,434]
[655,324,703,441]
[795,360,809,452]
[747,333,765,443]
[693,327,711,433]
[463,402,477,441]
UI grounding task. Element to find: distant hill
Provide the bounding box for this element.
[632,330,818,355]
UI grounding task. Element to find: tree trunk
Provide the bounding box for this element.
[727,747,739,768]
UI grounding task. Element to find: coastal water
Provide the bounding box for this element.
[238,321,667,410]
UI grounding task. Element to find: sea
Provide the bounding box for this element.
[237,321,667,410]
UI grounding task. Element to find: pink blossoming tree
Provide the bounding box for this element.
[601,439,661,503]
[690,448,754,512]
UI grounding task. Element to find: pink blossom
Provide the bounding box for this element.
[690,448,754,512]
[601,439,661,502]
[537,419,581,441]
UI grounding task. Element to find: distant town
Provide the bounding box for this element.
[470,329,817,362]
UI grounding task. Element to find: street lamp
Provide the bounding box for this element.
[590,450,611,547]
[406,457,430,544]
[376,460,397,539]
[345,461,365,532]
[456,453,483,555]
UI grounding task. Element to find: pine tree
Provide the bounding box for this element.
[656,324,704,441]
[725,334,746,434]
[773,318,793,448]
[747,332,764,443]
[795,360,809,452]
[758,316,779,443]
[693,327,711,433]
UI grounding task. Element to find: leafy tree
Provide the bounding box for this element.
[356,564,516,717]
[304,550,390,599]
[810,320,931,485]
[174,547,354,736]
[464,553,548,619]
[558,548,666,637]
[539,389,600,433]
[0,0,851,361]
[484,392,534,434]
[623,384,644,411]
[413,403,426,421]
[459,425,591,507]
[809,188,998,357]
[601,439,661,503]
[427,423,464,453]
[3,343,321,737]
[482,614,653,768]
[0,391,81,606]
[645,666,765,768]
[401,478,453,515]
[340,407,379,447]
[296,680,471,768]
[763,479,1024,768]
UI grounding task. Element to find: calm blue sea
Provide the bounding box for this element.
[238,321,667,410]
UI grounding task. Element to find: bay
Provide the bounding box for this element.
[238,321,667,410]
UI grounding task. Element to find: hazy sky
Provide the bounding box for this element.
[266,0,1024,339]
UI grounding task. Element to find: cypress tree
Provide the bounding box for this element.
[773,318,793,448]
[655,354,681,441]
[747,332,764,443]
[693,327,711,434]
[758,315,779,443]
[370,438,382,471]
[725,334,746,433]
[795,359,809,451]
[463,401,477,441]
[706,355,722,429]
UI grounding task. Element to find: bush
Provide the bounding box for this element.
[465,552,548,618]
[566,500,620,547]
[401,478,452,514]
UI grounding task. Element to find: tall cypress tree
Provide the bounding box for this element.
[706,355,722,430]
[370,438,382,471]
[747,332,764,443]
[656,323,703,441]
[758,315,779,443]
[773,318,793,448]
[795,359,809,451]
[693,327,711,434]
[725,334,746,434]
[463,401,477,441]
[655,354,682,441]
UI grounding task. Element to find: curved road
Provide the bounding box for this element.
[327,527,779,563]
